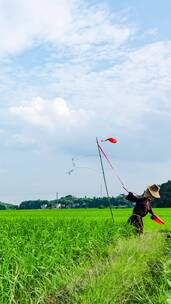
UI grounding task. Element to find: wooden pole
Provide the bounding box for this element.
[96,137,114,223]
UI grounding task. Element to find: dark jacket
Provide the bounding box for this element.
[126,192,155,217]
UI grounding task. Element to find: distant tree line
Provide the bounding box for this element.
[18,194,131,209]
[152,180,171,207]
[0,202,18,210]
[1,181,171,210]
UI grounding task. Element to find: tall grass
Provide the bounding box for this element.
[73,233,167,304]
[0,209,169,303]
[163,235,171,304]
[0,217,132,303]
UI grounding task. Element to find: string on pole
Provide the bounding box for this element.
[97,142,129,193]
[96,137,114,223]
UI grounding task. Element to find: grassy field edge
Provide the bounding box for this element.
[64,233,168,304]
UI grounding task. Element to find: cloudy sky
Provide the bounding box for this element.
[1,0,171,203]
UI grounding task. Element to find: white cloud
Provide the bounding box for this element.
[46,40,171,136]
[6,39,171,156]
[0,0,73,56]
[63,5,134,56]
[1,1,171,161]
[13,134,36,145]
[9,96,92,132]
[0,0,134,58]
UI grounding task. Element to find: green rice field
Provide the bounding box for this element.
[0,208,170,303]
[0,207,170,229]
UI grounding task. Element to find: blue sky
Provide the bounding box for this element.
[108,0,171,36]
[0,0,171,203]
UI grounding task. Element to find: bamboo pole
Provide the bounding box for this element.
[96,137,114,223]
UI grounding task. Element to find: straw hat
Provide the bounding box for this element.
[147,184,160,199]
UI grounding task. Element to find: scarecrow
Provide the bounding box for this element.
[126,184,160,234]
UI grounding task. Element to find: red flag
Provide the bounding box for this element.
[152,215,164,225]
[101,137,117,144]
